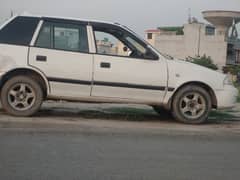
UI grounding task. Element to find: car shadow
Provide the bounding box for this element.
[36,107,173,122]
[35,106,237,125]
[0,104,238,125]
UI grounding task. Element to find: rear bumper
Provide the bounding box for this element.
[215,85,238,109]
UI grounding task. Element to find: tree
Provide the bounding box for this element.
[187,55,218,70]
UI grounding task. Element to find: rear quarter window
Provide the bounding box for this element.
[0,16,40,46]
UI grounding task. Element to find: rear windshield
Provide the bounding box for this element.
[0,16,40,46]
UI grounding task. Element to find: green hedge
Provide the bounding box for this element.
[223,65,240,75]
[236,87,240,103]
[158,26,184,35]
[187,55,218,70]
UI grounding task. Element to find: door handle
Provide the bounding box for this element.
[100,62,111,68]
[36,55,47,62]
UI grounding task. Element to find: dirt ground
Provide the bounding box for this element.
[0,101,240,134]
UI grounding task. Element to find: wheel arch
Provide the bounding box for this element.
[166,81,217,110]
[0,68,49,99]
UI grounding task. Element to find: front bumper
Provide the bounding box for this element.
[214,85,238,109]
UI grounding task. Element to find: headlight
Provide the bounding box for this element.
[223,76,233,86]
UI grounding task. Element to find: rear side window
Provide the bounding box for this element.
[35,22,89,53]
[35,24,51,48]
[54,26,80,51]
[0,16,40,46]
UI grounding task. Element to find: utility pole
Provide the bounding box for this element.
[188,8,192,24]
[10,10,13,18]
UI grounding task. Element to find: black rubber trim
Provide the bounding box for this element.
[167,87,175,92]
[47,77,91,85]
[42,17,88,26]
[47,77,175,91]
[36,55,47,62]
[94,81,166,91]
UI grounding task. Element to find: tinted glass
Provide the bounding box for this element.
[0,16,40,46]
[35,24,51,48]
[54,26,80,51]
[35,22,89,53]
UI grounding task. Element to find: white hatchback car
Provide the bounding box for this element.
[0,15,238,124]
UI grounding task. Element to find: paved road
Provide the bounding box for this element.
[0,102,240,180]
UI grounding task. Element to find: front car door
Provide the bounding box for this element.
[91,23,168,104]
[29,19,93,98]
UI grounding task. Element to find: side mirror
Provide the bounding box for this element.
[144,48,159,60]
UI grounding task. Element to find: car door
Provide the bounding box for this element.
[29,20,93,98]
[91,24,168,103]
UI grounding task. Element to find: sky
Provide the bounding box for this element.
[0,0,240,36]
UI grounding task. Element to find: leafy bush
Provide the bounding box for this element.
[233,82,240,103]
[237,92,240,103]
[158,26,184,35]
[187,55,218,70]
[223,65,240,75]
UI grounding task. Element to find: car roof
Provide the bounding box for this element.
[18,13,120,27]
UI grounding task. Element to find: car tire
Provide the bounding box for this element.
[152,106,172,119]
[172,85,212,124]
[0,76,43,117]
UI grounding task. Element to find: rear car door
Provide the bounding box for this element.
[29,20,93,98]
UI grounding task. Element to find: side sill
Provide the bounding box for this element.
[47,95,164,106]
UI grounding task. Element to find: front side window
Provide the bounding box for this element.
[94,31,131,57]
[93,26,158,60]
[35,22,89,53]
[125,36,146,54]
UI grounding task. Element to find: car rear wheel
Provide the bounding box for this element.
[172,85,212,124]
[1,76,43,116]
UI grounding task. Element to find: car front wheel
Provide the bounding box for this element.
[1,76,43,117]
[172,85,212,124]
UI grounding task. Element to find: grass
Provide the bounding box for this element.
[209,110,237,120]
[81,109,237,123]
[103,107,155,115]
[104,107,238,121]
[39,105,238,122]
[101,107,159,121]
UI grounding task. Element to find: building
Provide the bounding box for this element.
[145,11,240,69]
[96,38,129,56]
[96,38,117,55]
